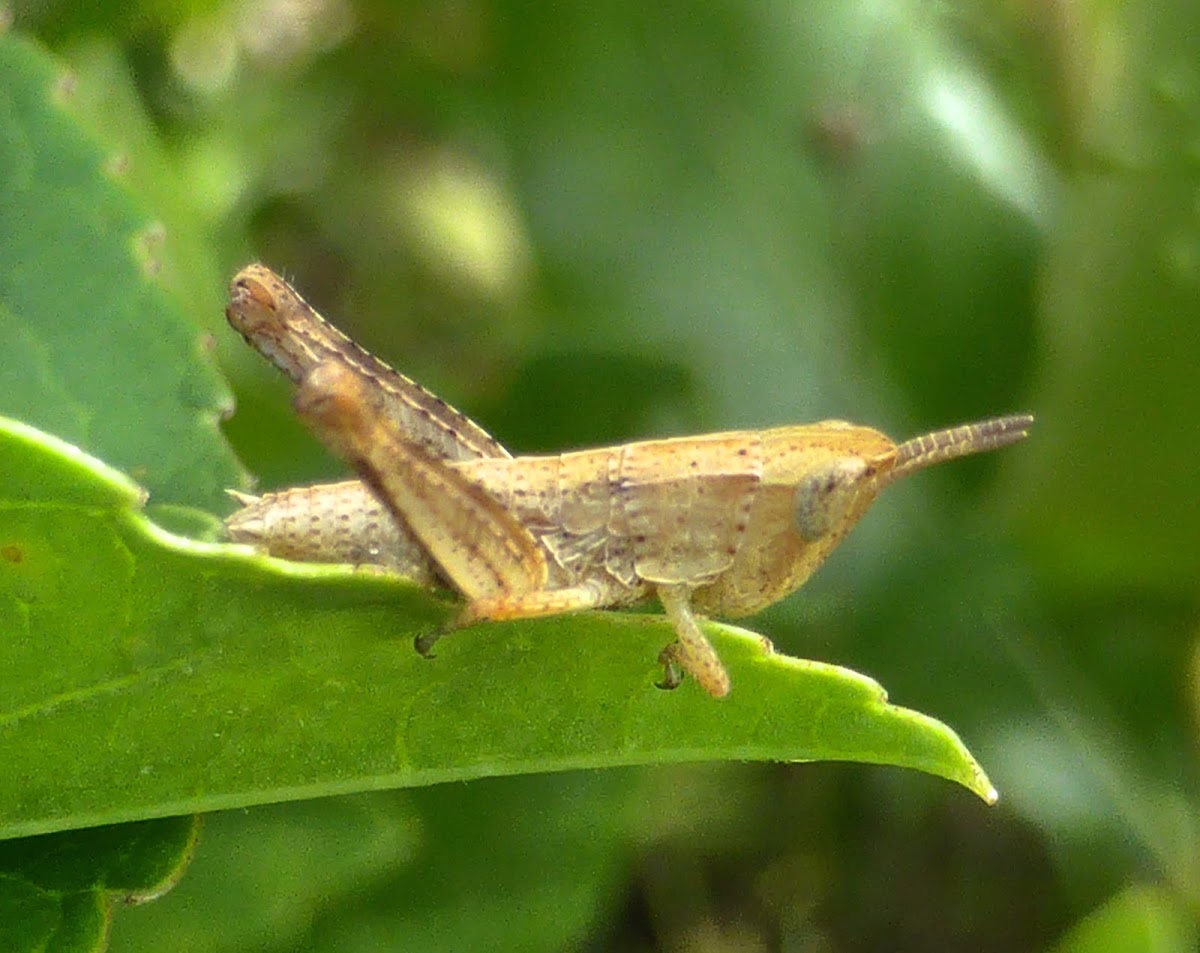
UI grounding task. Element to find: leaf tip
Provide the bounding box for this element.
[960,757,999,805]
[122,815,204,906]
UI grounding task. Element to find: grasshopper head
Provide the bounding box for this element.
[788,414,1033,544]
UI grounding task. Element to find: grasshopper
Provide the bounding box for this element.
[225,265,1032,697]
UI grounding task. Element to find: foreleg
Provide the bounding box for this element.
[655,584,731,698]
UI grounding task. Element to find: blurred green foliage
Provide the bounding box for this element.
[2,0,1199,950]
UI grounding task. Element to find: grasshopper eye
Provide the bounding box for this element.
[793,458,869,542]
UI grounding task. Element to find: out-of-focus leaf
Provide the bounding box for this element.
[111,776,631,953]
[1011,0,1200,592]
[109,796,420,953]
[0,32,244,512]
[0,817,200,953]
[54,38,230,338]
[1017,180,1200,591]
[1051,884,1196,953]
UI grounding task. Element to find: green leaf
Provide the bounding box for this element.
[0,816,200,953]
[0,32,244,513]
[1,413,995,843]
[53,37,232,341]
[1051,884,1197,953]
[110,796,424,953]
[109,778,628,953]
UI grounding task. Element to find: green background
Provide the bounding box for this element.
[2,0,1198,950]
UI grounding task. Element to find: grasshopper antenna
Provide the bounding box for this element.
[884,414,1033,485]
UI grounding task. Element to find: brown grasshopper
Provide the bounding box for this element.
[225,264,1032,697]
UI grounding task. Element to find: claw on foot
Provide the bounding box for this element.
[655,642,685,691]
[414,628,445,658]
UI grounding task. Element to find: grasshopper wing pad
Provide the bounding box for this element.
[546,450,613,580]
[457,451,615,587]
[295,361,547,601]
[613,434,762,586]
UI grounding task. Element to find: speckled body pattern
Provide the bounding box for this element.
[225,264,1032,697]
[451,424,894,617]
